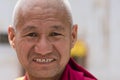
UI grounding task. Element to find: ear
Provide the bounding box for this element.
[71,24,78,48]
[8,25,16,49]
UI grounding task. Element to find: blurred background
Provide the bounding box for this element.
[0,0,120,80]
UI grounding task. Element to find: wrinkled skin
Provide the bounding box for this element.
[8,0,77,80]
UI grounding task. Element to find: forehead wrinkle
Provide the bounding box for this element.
[22,26,37,33]
[24,8,58,20]
[21,0,67,20]
[51,25,65,32]
[22,25,65,32]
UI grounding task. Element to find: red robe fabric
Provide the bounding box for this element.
[21,58,97,80]
[61,58,97,80]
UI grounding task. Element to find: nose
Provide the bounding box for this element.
[34,36,53,55]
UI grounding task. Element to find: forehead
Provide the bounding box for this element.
[16,16,71,33]
[16,11,70,32]
[15,0,72,28]
[22,23,66,33]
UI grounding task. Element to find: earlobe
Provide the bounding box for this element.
[71,24,78,48]
[8,25,15,48]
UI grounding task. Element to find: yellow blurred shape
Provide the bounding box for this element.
[71,40,86,57]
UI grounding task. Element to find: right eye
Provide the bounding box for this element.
[50,32,62,36]
[26,33,38,37]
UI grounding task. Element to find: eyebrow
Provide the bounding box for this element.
[51,25,65,31]
[22,26,36,33]
[21,25,65,33]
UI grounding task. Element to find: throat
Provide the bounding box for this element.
[26,72,62,80]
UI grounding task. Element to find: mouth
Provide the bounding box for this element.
[33,58,56,64]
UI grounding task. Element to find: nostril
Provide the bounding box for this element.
[34,45,53,55]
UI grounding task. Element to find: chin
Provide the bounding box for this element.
[28,68,62,79]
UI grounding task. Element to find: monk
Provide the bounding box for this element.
[8,0,97,80]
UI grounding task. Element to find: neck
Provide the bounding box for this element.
[26,73,61,80]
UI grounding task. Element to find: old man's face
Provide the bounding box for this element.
[8,0,77,79]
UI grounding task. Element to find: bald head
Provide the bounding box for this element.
[8,1,78,79]
[12,0,73,28]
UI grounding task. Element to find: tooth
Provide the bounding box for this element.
[48,59,50,62]
[34,58,54,63]
[42,59,45,62]
[39,59,41,62]
[46,59,49,62]
[49,59,53,62]
[36,59,38,62]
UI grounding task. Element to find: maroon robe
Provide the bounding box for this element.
[61,58,97,80]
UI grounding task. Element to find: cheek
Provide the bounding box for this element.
[59,42,71,56]
[54,39,71,64]
[14,39,31,63]
[15,40,27,52]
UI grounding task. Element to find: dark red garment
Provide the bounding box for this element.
[61,58,97,80]
[23,58,97,80]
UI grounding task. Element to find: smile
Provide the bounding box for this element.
[33,58,55,63]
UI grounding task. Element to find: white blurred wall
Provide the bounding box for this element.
[0,45,21,80]
[70,0,120,80]
[0,0,120,80]
[0,0,17,32]
[0,0,21,80]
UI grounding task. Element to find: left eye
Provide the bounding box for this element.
[27,33,37,37]
[50,32,62,36]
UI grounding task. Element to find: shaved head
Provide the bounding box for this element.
[12,0,73,28]
[8,0,78,79]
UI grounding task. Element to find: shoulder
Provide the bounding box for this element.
[69,58,97,80]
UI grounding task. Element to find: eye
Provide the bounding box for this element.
[50,32,63,36]
[26,33,38,37]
